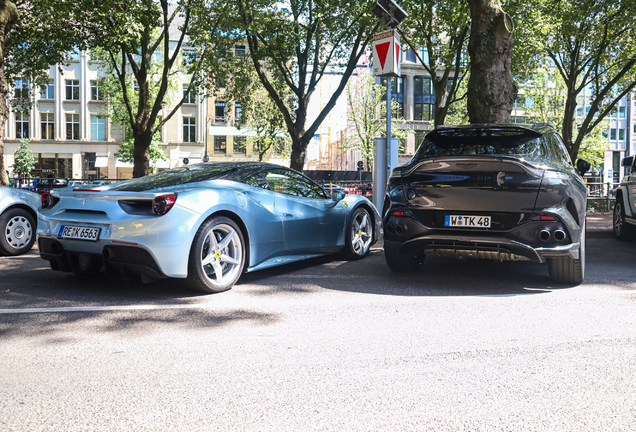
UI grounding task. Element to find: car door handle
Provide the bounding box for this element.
[284,213,294,218]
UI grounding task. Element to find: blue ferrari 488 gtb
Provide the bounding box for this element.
[37,162,380,293]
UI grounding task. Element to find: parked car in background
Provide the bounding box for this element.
[383,124,590,284]
[65,180,89,188]
[37,162,381,293]
[613,155,636,240]
[0,186,41,256]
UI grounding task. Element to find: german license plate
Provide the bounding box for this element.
[445,215,491,228]
[58,225,101,241]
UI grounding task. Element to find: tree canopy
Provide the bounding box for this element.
[227,0,380,171]
[532,0,636,162]
[400,0,470,127]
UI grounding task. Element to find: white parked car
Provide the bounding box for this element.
[0,186,41,255]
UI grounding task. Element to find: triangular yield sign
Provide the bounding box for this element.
[376,42,390,70]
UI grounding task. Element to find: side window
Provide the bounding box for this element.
[244,172,271,190]
[263,169,327,199]
[546,132,571,166]
[289,171,329,199]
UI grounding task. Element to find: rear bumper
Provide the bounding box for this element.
[385,235,580,263]
[38,237,167,281]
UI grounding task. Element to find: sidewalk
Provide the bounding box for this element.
[586,212,613,233]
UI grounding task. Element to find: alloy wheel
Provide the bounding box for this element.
[200,223,243,289]
[351,211,372,255]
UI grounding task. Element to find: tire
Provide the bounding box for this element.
[384,244,425,272]
[187,216,245,294]
[0,208,37,256]
[342,207,373,260]
[613,199,635,241]
[548,222,585,285]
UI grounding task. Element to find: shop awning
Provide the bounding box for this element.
[155,159,170,168]
[95,157,109,168]
[116,159,134,168]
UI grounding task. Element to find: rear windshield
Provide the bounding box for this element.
[414,127,546,160]
[108,164,235,192]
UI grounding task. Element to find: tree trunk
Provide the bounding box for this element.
[132,131,152,178]
[467,0,517,124]
[289,137,307,172]
[0,1,18,187]
[561,86,578,162]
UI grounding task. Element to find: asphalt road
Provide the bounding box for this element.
[1,230,635,432]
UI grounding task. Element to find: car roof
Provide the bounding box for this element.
[434,123,556,135]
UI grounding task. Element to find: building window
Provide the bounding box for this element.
[619,106,626,119]
[381,76,404,119]
[418,48,429,64]
[65,80,80,100]
[235,103,242,123]
[576,105,583,117]
[41,79,54,100]
[610,128,617,140]
[183,117,196,143]
[215,102,226,123]
[66,113,80,140]
[183,84,196,104]
[413,75,434,121]
[14,79,29,100]
[405,48,416,63]
[234,136,246,154]
[214,135,227,153]
[91,115,105,141]
[414,103,433,121]
[15,112,29,139]
[90,80,103,101]
[41,113,54,140]
[619,128,625,141]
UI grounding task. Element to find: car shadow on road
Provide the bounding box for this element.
[236,249,561,297]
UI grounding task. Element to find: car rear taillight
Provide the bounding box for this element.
[41,191,59,209]
[153,193,177,216]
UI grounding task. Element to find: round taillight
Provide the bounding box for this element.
[152,193,177,216]
[41,191,52,209]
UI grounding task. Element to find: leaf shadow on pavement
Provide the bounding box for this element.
[0,251,280,341]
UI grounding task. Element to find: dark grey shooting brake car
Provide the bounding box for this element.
[383,124,590,284]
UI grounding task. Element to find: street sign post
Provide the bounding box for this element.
[370,1,407,215]
[372,30,402,78]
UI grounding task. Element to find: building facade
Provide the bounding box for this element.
[4,44,288,180]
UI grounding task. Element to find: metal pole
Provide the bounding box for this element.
[203,118,210,163]
[372,79,392,214]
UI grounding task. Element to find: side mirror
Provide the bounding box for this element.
[621,156,634,168]
[576,159,591,176]
[332,190,346,202]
